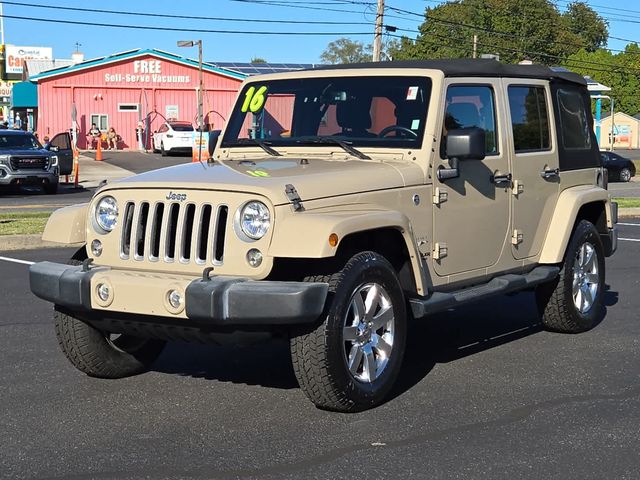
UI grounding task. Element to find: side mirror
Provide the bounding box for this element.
[446,127,486,161]
[48,145,59,152]
[437,128,486,181]
[208,130,221,156]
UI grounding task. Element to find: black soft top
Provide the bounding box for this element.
[314,59,586,86]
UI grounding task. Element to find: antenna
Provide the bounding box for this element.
[74,42,82,53]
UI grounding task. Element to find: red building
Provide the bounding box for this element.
[30,49,246,149]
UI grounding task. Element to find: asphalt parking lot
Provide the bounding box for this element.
[1,224,639,479]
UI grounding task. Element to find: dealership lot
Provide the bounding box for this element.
[1,224,639,479]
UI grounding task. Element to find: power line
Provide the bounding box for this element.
[0,13,373,35]
[2,0,371,25]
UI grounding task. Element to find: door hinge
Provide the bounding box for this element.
[511,229,523,245]
[432,187,448,205]
[433,242,448,260]
[512,179,524,196]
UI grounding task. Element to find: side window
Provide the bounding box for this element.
[50,133,70,150]
[443,85,498,155]
[557,88,591,150]
[508,86,550,152]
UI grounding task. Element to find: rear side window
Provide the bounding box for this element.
[508,86,550,152]
[443,85,498,155]
[557,88,591,150]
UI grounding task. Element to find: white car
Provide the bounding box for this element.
[152,121,194,156]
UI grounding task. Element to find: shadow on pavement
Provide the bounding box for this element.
[152,291,561,396]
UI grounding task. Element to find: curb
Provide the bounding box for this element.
[619,207,640,218]
[0,234,76,251]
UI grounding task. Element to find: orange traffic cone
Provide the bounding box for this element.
[95,137,103,161]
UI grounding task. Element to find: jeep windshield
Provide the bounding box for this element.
[222,75,432,150]
[0,133,42,150]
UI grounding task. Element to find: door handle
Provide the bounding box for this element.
[490,172,512,186]
[540,167,559,179]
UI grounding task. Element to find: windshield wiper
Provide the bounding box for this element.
[295,136,371,160]
[236,138,282,156]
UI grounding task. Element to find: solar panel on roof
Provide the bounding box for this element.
[209,61,318,75]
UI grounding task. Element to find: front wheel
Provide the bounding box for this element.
[290,251,407,412]
[44,182,58,195]
[53,253,166,378]
[536,220,605,333]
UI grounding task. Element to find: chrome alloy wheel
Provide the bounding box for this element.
[572,242,599,314]
[342,283,395,383]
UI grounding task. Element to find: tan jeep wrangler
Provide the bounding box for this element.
[30,59,617,412]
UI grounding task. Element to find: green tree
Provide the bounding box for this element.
[562,2,608,52]
[320,38,372,64]
[390,0,607,64]
[564,45,640,116]
[250,57,267,64]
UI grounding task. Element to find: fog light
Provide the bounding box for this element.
[97,283,110,302]
[246,248,263,268]
[167,289,183,309]
[91,239,103,257]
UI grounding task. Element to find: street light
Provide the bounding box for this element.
[178,39,204,163]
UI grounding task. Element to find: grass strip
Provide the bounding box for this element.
[614,197,640,209]
[0,211,51,236]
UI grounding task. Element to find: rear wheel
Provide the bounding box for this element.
[54,250,166,378]
[160,142,168,157]
[619,167,632,182]
[536,220,605,333]
[290,251,407,412]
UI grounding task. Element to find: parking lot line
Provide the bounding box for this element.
[618,223,640,226]
[619,238,640,242]
[0,256,35,266]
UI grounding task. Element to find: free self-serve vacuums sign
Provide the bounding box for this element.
[5,45,53,75]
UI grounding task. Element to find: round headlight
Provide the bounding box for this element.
[95,195,119,232]
[240,201,270,240]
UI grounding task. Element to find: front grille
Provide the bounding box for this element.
[120,201,229,265]
[10,156,49,171]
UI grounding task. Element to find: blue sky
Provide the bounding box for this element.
[2,0,639,64]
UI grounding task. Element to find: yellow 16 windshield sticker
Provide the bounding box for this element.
[240,85,268,113]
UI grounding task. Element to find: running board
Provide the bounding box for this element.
[410,265,560,319]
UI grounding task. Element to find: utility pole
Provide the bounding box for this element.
[473,34,478,59]
[372,0,384,62]
[0,2,5,45]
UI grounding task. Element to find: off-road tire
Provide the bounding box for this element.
[619,167,632,182]
[290,251,407,412]
[536,220,605,333]
[53,251,166,378]
[44,182,58,195]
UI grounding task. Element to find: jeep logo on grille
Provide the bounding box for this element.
[166,191,187,201]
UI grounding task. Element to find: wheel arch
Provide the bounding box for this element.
[268,209,427,296]
[539,186,613,264]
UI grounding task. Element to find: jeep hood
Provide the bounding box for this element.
[105,157,421,205]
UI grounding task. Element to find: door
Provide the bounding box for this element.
[504,81,559,260]
[432,80,511,277]
[49,132,73,176]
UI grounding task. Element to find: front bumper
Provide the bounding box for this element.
[0,165,58,186]
[29,261,328,326]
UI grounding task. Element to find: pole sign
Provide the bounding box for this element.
[5,45,53,75]
[192,131,210,163]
